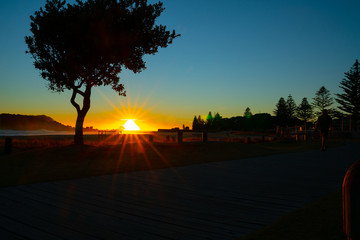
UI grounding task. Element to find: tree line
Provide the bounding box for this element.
[274,59,360,130]
[193,59,360,131]
[192,111,275,131]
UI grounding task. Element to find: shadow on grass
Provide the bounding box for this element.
[0,139,345,188]
[238,190,345,240]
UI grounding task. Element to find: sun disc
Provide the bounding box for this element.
[123,119,140,131]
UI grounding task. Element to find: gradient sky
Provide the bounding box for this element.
[1,0,360,130]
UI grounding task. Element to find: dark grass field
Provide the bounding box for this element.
[0,134,344,188]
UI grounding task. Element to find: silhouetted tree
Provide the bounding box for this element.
[336,60,360,131]
[252,113,274,130]
[274,97,288,127]
[296,97,313,124]
[313,86,335,116]
[286,95,296,118]
[243,107,252,118]
[198,115,205,124]
[206,111,213,126]
[25,0,179,144]
[192,116,198,130]
[191,112,275,131]
[212,112,222,129]
[214,112,221,121]
[192,115,205,130]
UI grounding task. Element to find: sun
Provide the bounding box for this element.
[123,119,140,131]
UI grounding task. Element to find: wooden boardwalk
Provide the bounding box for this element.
[0,143,359,240]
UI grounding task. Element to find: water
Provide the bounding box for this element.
[0,130,75,136]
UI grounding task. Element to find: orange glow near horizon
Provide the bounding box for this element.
[46,90,189,131]
[93,88,166,131]
[46,88,189,131]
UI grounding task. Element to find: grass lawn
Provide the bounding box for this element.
[0,138,344,187]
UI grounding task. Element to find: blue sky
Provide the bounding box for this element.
[0,0,359,129]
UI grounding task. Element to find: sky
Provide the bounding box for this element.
[1,0,360,131]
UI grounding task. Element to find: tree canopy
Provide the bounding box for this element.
[296,97,313,123]
[313,86,335,117]
[274,97,288,127]
[286,95,297,120]
[243,107,252,118]
[26,0,178,94]
[26,0,179,144]
[336,59,360,130]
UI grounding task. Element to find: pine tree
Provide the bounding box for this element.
[214,112,221,120]
[213,112,222,130]
[192,116,198,130]
[336,59,360,131]
[297,97,313,123]
[198,115,205,127]
[274,97,288,127]
[286,95,297,119]
[313,86,334,116]
[206,111,213,125]
[244,107,252,118]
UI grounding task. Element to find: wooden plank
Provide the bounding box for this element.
[0,226,28,240]
[9,184,247,240]
[45,178,288,222]
[0,214,64,240]
[0,189,133,240]
[0,188,169,240]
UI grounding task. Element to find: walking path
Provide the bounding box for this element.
[0,142,359,240]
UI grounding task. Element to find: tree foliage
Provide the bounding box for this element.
[312,86,335,116]
[274,97,288,127]
[286,95,297,119]
[296,97,313,123]
[206,111,213,125]
[25,0,179,144]
[243,107,252,118]
[192,115,198,130]
[336,60,360,131]
[192,112,274,131]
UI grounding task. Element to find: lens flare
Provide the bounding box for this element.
[123,119,140,131]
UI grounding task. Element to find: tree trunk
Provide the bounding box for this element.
[71,85,92,145]
[74,113,85,145]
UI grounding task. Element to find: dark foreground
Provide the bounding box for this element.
[0,138,343,187]
[0,142,358,240]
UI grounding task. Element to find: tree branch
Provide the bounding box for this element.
[74,79,85,89]
[70,88,81,113]
[81,84,92,115]
[76,89,85,97]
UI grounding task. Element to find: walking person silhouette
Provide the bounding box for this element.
[316,109,333,151]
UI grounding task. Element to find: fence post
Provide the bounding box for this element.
[202,131,208,143]
[177,131,183,144]
[4,137,12,154]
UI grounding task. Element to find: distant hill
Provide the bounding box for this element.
[0,114,74,131]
